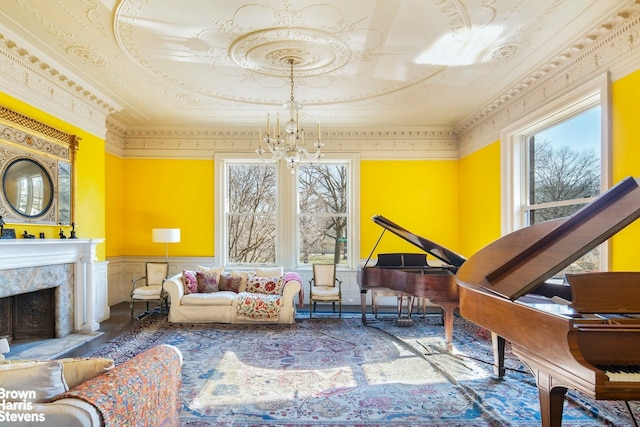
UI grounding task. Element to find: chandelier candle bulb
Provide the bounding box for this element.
[266,114,270,137]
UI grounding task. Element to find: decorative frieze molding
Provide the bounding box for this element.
[457,1,640,157]
[106,125,459,160]
[0,27,121,139]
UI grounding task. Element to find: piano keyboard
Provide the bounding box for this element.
[598,365,640,382]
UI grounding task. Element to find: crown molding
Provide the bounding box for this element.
[457,1,640,157]
[0,26,121,139]
[107,126,458,160]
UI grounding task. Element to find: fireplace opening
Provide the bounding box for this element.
[0,288,56,342]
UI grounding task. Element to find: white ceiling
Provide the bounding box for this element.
[0,0,631,132]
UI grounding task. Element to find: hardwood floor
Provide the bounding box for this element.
[57,302,143,358]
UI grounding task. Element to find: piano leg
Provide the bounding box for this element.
[360,289,368,325]
[433,300,457,351]
[538,381,567,427]
[520,359,567,427]
[491,332,506,378]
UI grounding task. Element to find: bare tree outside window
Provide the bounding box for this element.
[527,139,600,224]
[298,164,349,265]
[227,164,277,264]
[525,106,601,274]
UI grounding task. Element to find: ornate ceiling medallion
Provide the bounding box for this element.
[229,28,351,77]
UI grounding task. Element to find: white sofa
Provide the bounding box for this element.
[163,267,302,324]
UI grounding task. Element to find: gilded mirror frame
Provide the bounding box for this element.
[0,106,79,225]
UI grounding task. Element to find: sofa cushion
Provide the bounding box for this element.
[256,266,284,277]
[246,273,284,295]
[59,357,115,389]
[196,270,219,293]
[182,291,238,306]
[0,360,67,402]
[182,270,198,294]
[197,265,225,278]
[230,269,249,292]
[219,274,243,293]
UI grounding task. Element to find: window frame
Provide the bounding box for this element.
[215,152,360,270]
[500,73,611,270]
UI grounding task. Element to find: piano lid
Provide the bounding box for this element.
[372,215,466,268]
[456,176,640,301]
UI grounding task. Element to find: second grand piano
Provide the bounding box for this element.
[357,215,466,349]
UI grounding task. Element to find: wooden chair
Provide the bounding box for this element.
[130,262,169,318]
[308,264,342,318]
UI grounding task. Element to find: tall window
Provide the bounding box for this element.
[501,75,610,273]
[226,163,277,264]
[298,164,349,266]
[216,154,359,269]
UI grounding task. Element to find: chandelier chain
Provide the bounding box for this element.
[289,58,295,103]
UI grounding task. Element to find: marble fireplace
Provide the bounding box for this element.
[0,239,107,340]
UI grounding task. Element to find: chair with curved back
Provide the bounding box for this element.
[130,261,169,318]
[308,263,342,318]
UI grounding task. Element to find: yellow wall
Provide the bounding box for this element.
[360,160,460,260]
[458,141,501,257]
[121,158,214,257]
[105,152,125,258]
[610,68,640,270]
[0,93,106,260]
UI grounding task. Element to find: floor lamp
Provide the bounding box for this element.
[152,228,181,263]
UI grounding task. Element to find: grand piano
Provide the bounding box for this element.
[456,176,640,427]
[357,215,466,349]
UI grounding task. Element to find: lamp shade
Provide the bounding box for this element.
[152,228,180,243]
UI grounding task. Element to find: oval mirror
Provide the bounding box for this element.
[2,158,54,218]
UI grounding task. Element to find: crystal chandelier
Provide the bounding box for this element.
[256,57,323,172]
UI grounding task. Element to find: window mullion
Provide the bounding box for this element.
[278,161,296,268]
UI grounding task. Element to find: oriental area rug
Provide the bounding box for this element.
[85,313,639,426]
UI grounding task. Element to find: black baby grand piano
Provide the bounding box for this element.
[357,215,466,349]
[456,176,640,427]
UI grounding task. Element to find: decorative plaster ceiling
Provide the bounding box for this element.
[0,0,633,132]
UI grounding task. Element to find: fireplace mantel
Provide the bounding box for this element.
[0,238,106,333]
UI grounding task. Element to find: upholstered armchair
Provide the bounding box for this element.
[308,263,342,318]
[130,261,169,318]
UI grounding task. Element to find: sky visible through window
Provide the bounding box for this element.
[535,106,601,153]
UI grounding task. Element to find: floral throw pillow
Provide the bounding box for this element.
[182,270,198,294]
[218,275,242,293]
[246,273,284,295]
[196,271,219,293]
